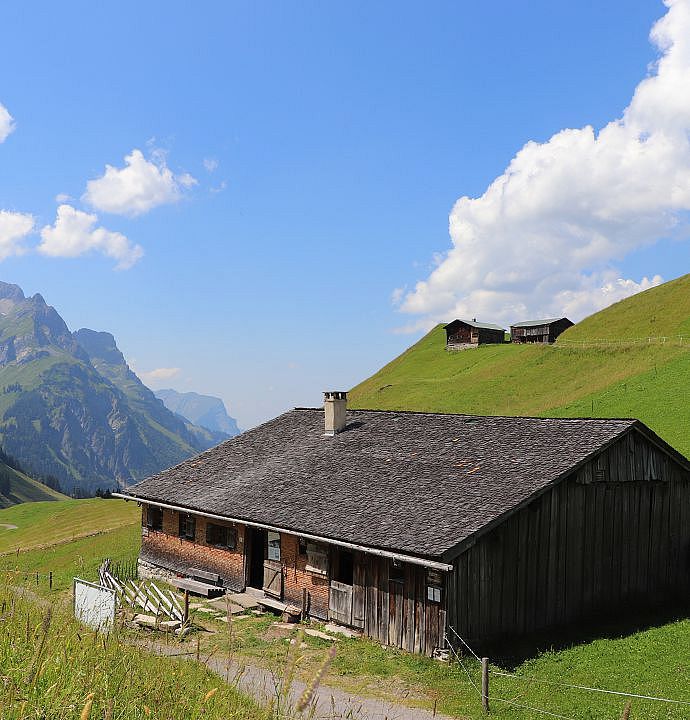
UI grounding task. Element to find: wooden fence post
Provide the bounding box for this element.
[183,589,190,624]
[49,572,53,590]
[481,657,490,714]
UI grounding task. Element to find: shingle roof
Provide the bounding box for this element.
[444,319,505,332]
[510,317,569,328]
[124,409,644,559]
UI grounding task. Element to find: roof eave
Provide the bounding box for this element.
[439,423,643,562]
[113,492,454,572]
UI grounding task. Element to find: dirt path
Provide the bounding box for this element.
[0,523,18,530]
[145,639,453,720]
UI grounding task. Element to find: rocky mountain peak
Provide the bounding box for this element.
[73,328,126,367]
[155,388,240,437]
[0,282,25,302]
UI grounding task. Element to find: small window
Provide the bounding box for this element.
[267,531,281,561]
[146,506,163,531]
[426,568,443,603]
[206,523,236,549]
[389,560,405,583]
[179,513,196,541]
[305,541,328,575]
[427,586,442,603]
[333,549,353,585]
[298,537,308,555]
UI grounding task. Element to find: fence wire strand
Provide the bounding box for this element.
[446,624,482,661]
[443,633,482,695]
[491,669,690,706]
[446,625,690,718]
[487,695,580,720]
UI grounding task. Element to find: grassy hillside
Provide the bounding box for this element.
[4,499,689,719]
[0,463,66,509]
[0,498,139,554]
[563,273,690,341]
[0,592,264,720]
[350,275,690,457]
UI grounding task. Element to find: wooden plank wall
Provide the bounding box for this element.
[446,432,690,645]
[359,555,446,656]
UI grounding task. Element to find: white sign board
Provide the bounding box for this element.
[73,578,117,631]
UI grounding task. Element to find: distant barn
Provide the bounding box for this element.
[511,317,573,344]
[444,319,505,350]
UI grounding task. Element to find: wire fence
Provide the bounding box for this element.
[555,334,690,349]
[444,624,690,718]
[108,557,138,583]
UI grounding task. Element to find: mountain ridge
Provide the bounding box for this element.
[155,388,240,437]
[0,282,228,495]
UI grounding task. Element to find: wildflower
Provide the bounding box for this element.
[296,644,336,712]
[203,687,218,703]
[80,692,95,720]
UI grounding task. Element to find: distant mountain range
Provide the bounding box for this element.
[0,281,235,495]
[155,389,240,437]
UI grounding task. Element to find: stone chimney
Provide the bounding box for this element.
[324,391,347,436]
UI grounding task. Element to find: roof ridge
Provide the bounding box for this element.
[299,407,637,423]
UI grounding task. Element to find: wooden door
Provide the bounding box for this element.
[329,580,353,625]
[352,553,366,629]
[263,559,282,598]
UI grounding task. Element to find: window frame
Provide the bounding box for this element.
[205,522,237,550]
[178,512,196,541]
[267,531,281,562]
[146,506,163,531]
[389,560,405,584]
[305,541,328,575]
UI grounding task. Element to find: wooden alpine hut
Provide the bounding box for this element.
[510,317,574,344]
[116,392,690,656]
[444,319,505,349]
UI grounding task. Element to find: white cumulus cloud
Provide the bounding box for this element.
[82,149,197,216]
[139,367,181,382]
[39,204,143,269]
[0,103,15,143]
[0,210,34,260]
[400,0,690,328]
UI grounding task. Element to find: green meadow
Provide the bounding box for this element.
[2,499,689,719]
[350,275,690,458]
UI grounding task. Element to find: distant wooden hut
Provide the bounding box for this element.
[510,317,573,344]
[444,319,505,350]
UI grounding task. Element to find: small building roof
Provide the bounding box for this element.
[121,409,683,561]
[511,317,571,328]
[444,318,505,332]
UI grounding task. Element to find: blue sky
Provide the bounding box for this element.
[1,1,688,428]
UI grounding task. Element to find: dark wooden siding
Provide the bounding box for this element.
[446,321,505,349]
[511,318,574,343]
[447,431,690,645]
[358,555,446,656]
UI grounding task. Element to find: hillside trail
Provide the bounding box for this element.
[140,637,455,720]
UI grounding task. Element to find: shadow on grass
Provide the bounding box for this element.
[473,600,690,668]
